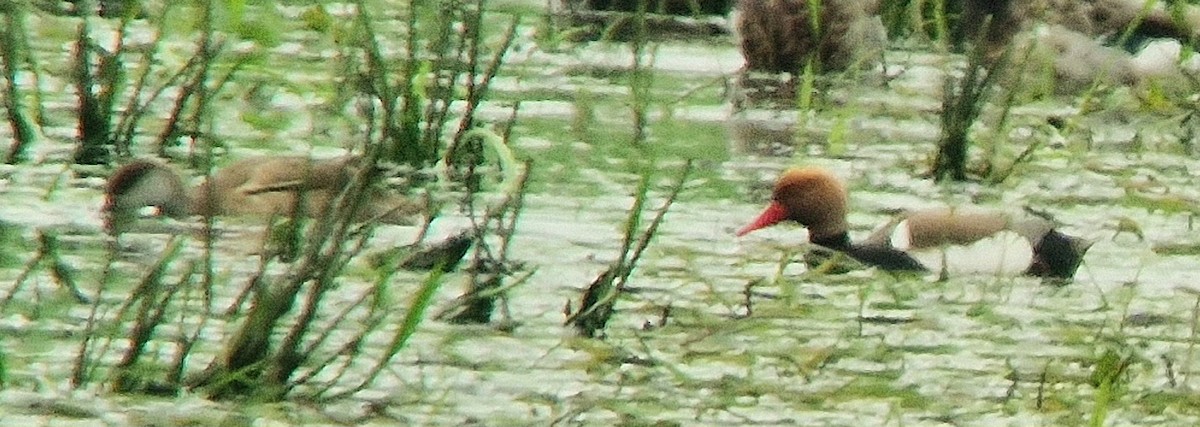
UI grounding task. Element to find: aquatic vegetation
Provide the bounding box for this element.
[567,160,692,338]
[0,2,38,164]
[931,32,1009,182]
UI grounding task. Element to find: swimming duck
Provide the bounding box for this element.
[958,0,1200,91]
[732,0,886,74]
[103,156,421,233]
[737,167,1091,278]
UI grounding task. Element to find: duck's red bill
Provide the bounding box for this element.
[736,201,788,236]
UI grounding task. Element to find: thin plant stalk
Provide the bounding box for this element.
[165,259,203,387]
[322,267,445,401]
[567,161,693,337]
[1,237,47,312]
[1185,291,1200,385]
[1,231,88,312]
[290,265,397,394]
[931,0,947,50]
[438,154,530,323]
[42,232,88,303]
[796,58,816,112]
[111,255,194,393]
[155,0,219,157]
[111,3,174,155]
[71,235,120,388]
[445,11,519,168]
[262,224,376,391]
[1,1,37,164]
[73,234,180,388]
[628,0,651,146]
[94,235,184,366]
[983,42,1038,183]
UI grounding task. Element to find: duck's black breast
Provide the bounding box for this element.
[812,232,927,272]
[844,244,928,272]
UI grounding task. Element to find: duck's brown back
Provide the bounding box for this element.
[899,209,1011,249]
[190,157,352,217]
[190,156,418,224]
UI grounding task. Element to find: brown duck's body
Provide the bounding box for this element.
[961,0,1200,50]
[104,156,420,233]
[738,168,1092,279]
[957,0,1200,92]
[733,0,885,73]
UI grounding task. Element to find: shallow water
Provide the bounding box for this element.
[4,1,1200,426]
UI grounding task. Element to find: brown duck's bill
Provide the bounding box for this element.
[737,201,788,236]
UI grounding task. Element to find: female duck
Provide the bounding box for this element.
[737,168,1090,278]
[103,156,420,233]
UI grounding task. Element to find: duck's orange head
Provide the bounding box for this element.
[736,167,850,240]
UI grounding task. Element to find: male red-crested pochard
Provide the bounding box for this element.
[737,167,1091,278]
[103,156,421,233]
